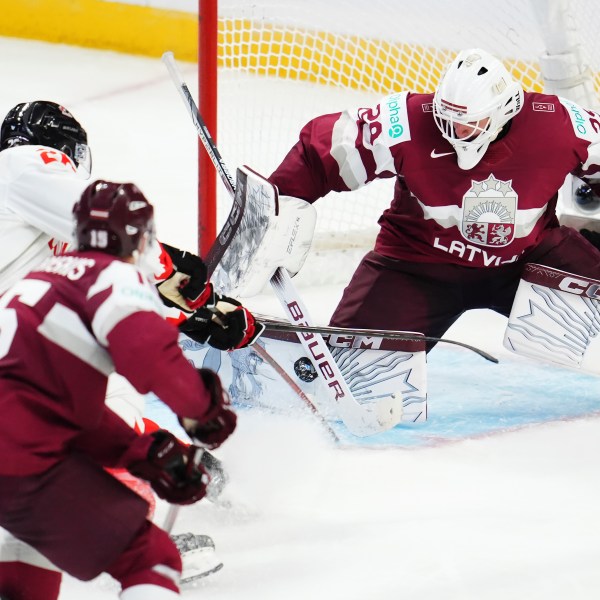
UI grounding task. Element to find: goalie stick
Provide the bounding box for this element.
[162,51,407,436]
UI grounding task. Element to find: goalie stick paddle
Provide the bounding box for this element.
[162,51,409,436]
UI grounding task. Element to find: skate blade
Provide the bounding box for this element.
[180,561,224,587]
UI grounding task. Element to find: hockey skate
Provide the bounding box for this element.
[171,532,224,585]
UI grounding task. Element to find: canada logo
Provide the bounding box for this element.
[461,175,517,247]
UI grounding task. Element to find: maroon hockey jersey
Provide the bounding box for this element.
[0,251,213,476]
[269,92,600,268]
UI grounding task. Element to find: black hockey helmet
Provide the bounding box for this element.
[0,101,90,171]
[74,180,155,258]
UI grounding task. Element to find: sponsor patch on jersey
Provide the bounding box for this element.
[532,102,555,112]
[461,175,517,247]
[560,98,600,142]
[382,92,411,143]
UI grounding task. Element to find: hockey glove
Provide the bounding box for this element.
[156,243,214,311]
[179,295,265,351]
[127,430,210,505]
[179,369,237,449]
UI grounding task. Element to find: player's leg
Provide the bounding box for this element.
[330,251,464,349]
[526,224,600,276]
[106,373,225,580]
[0,453,149,583]
[0,535,62,600]
[105,520,182,597]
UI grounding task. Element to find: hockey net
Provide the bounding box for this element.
[200,0,600,286]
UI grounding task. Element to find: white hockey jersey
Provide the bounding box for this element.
[0,144,89,294]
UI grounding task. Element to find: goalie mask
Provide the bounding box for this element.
[0,101,91,176]
[433,49,523,170]
[74,180,155,260]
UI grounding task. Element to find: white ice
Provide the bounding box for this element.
[2,36,600,600]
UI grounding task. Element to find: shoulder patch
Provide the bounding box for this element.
[559,98,600,142]
[358,92,411,148]
[532,102,554,112]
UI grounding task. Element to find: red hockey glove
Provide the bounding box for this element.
[127,430,210,505]
[178,295,265,351]
[179,369,237,449]
[156,243,214,311]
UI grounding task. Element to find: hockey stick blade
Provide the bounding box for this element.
[258,318,498,363]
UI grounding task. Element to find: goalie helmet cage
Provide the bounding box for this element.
[197,0,600,278]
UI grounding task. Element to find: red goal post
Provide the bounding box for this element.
[197,0,600,276]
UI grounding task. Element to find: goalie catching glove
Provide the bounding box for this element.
[179,294,265,351]
[179,368,237,449]
[156,243,214,311]
[127,430,210,505]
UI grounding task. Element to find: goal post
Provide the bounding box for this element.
[197,0,600,283]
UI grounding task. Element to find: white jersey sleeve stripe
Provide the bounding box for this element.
[89,262,165,345]
[331,112,368,190]
[38,303,114,376]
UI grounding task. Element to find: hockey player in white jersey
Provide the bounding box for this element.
[0,101,260,598]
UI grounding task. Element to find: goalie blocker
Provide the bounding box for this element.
[504,263,600,374]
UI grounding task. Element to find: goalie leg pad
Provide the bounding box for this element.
[504,263,600,374]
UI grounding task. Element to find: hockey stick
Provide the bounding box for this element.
[163,504,179,533]
[162,51,405,436]
[257,316,498,363]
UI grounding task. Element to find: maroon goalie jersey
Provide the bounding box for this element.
[269,91,600,268]
[0,251,213,476]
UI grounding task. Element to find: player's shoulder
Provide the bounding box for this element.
[522,92,594,128]
[82,252,164,312]
[0,144,78,177]
[360,91,432,148]
[406,92,435,115]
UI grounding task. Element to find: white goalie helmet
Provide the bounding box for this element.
[433,48,524,170]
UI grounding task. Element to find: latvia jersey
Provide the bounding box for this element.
[0,251,212,476]
[269,91,600,268]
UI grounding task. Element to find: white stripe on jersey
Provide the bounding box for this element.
[38,303,114,375]
[331,112,368,190]
[416,198,549,238]
[89,261,165,346]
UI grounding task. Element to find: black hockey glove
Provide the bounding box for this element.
[156,243,214,311]
[127,430,210,505]
[179,295,265,351]
[179,369,237,449]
